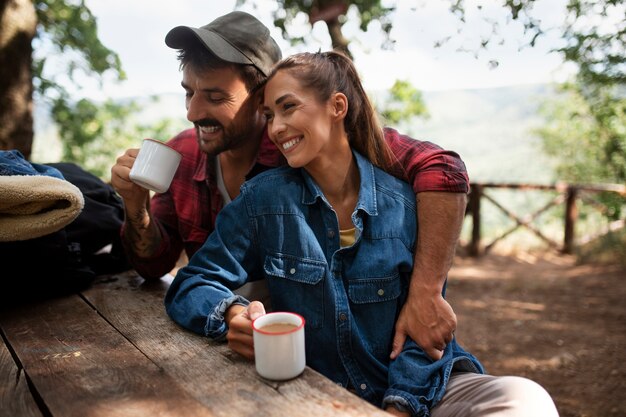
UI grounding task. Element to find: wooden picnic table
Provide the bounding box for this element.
[0,270,390,417]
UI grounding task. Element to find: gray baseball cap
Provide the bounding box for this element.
[165,11,282,76]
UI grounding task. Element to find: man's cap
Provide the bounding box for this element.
[165,11,282,77]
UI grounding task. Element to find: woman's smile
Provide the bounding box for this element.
[280,136,303,152]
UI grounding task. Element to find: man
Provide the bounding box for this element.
[111,11,463,362]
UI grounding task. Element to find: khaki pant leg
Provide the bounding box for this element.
[431,372,559,417]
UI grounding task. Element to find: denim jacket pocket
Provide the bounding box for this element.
[348,275,403,356]
[348,275,402,304]
[263,253,326,328]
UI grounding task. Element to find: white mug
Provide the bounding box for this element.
[129,139,182,193]
[252,312,306,381]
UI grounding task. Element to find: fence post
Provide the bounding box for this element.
[563,186,578,254]
[468,184,482,256]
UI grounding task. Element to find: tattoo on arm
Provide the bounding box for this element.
[124,209,162,257]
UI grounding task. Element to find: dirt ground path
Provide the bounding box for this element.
[446,251,625,417]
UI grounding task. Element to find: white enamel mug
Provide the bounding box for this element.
[129,139,182,193]
[252,312,306,381]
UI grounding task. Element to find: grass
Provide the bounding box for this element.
[576,227,626,266]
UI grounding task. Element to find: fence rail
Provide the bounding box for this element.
[465,182,626,256]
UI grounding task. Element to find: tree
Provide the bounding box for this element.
[0,0,37,157]
[378,80,428,126]
[537,82,625,184]
[0,0,124,160]
[531,0,625,188]
[237,0,427,124]
[237,0,395,59]
[246,0,623,84]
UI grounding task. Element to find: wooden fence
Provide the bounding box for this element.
[465,182,626,256]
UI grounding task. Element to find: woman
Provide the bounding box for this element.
[165,51,558,417]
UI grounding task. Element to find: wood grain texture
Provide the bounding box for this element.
[0,339,42,417]
[83,271,390,417]
[0,295,213,417]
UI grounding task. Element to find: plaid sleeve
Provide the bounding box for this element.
[120,130,195,280]
[120,217,180,280]
[384,127,470,194]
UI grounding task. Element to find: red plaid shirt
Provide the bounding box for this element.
[125,127,469,279]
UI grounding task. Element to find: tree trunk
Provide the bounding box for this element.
[324,16,352,60]
[0,0,36,159]
[308,0,352,60]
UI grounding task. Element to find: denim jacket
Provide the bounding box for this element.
[0,150,64,178]
[165,151,483,416]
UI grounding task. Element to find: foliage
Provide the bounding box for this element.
[34,0,123,80]
[240,1,623,83]
[378,80,428,125]
[236,0,624,135]
[237,0,395,55]
[236,1,426,125]
[530,0,625,222]
[443,0,625,83]
[577,226,626,266]
[536,81,625,223]
[537,83,625,185]
[33,0,124,104]
[33,0,150,177]
[559,0,625,87]
[51,95,186,179]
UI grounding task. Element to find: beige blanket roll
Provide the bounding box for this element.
[0,175,85,242]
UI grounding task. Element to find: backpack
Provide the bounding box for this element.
[0,162,129,303]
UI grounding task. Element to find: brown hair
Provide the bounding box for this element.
[177,42,266,93]
[265,51,393,171]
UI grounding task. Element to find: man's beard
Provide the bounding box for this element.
[195,97,262,157]
[194,120,255,157]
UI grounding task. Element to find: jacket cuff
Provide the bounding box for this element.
[382,391,428,417]
[205,295,250,340]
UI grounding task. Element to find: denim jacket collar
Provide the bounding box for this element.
[300,151,378,217]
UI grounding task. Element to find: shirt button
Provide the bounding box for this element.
[289,268,296,274]
[377,289,385,296]
[360,383,367,390]
[327,229,335,238]
[339,313,347,322]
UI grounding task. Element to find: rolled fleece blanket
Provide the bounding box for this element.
[0,175,85,241]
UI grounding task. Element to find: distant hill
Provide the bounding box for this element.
[404,84,558,184]
[33,84,559,184]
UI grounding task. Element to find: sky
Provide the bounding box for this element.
[73,0,575,101]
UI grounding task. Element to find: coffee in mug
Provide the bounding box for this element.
[259,322,299,333]
[253,312,306,381]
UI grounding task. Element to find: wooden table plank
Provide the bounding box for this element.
[0,295,213,417]
[0,338,42,417]
[83,271,389,417]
